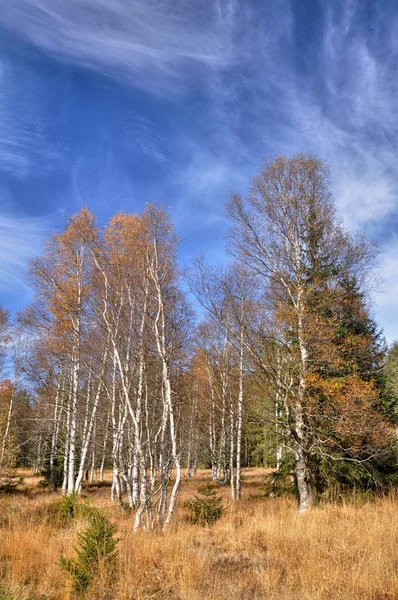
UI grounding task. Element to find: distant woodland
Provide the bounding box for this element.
[1,154,398,527]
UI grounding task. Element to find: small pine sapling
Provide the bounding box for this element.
[186,483,225,526]
[59,510,119,592]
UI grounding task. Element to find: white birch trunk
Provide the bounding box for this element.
[62,371,73,494]
[75,343,108,492]
[0,383,15,476]
[295,289,313,513]
[99,409,110,483]
[67,350,79,495]
[235,323,244,500]
[229,391,235,500]
[50,371,64,490]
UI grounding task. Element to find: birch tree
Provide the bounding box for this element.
[226,154,382,511]
[187,267,252,500]
[88,207,192,529]
[28,208,98,494]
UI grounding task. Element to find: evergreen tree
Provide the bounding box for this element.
[307,276,397,495]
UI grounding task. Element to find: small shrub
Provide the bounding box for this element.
[59,510,119,592]
[58,492,79,522]
[39,455,64,489]
[185,483,225,526]
[34,493,98,527]
[0,476,24,495]
[0,587,13,600]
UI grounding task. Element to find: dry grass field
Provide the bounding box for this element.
[0,468,397,600]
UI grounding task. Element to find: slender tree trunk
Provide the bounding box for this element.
[164,372,182,528]
[67,350,79,495]
[219,334,229,483]
[229,391,235,500]
[207,361,218,481]
[235,324,244,500]
[295,292,313,513]
[99,409,110,483]
[0,383,15,476]
[62,372,73,494]
[50,371,64,490]
[274,349,285,484]
[33,433,42,476]
[89,419,96,483]
[75,343,108,492]
[187,383,198,478]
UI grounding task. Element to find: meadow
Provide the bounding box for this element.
[0,469,397,600]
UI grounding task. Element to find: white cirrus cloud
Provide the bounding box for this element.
[0,212,53,293]
[0,0,397,338]
[0,0,237,96]
[0,59,64,178]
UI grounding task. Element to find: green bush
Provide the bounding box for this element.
[185,483,225,526]
[0,476,24,495]
[0,586,13,600]
[34,493,98,528]
[57,492,79,522]
[39,455,64,489]
[264,455,296,498]
[59,510,119,592]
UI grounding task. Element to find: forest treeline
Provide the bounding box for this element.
[1,154,398,526]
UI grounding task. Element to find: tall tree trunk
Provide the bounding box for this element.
[229,390,235,500]
[207,360,218,481]
[67,350,79,495]
[50,371,64,490]
[295,292,313,513]
[0,383,15,476]
[75,343,108,493]
[62,371,73,494]
[235,323,244,500]
[99,409,110,483]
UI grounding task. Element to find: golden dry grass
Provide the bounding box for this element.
[0,469,398,600]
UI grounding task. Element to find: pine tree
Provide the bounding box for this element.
[307,275,397,495]
[59,509,119,592]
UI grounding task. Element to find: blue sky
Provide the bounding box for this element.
[0,0,397,341]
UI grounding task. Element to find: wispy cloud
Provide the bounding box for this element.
[0,59,63,178]
[0,0,237,97]
[238,1,398,231]
[200,0,398,339]
[0,0,397,337]
[0,213,53,294]
[186,1,398,341]
[2,0,397,223]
